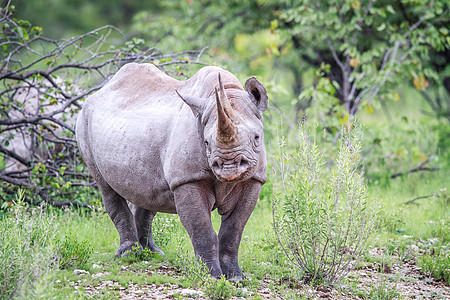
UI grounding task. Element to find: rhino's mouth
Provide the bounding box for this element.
[211,154,252,182]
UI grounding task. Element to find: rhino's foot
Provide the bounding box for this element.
[220,258,243,281]
[226,274,243,282]
[146,243,165,256]
[209,273,242,282]
[114,240,140,258]
[138,238,165,256]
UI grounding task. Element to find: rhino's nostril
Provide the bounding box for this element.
[239,158,249,171]
[212,159,222,172]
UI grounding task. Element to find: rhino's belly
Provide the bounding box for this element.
[109,176,176,214]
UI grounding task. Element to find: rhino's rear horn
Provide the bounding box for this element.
[215,87,237,143]
[176,89,207,118]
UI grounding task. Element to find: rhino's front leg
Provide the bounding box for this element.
[218,180,262,280]
[173,182,222,278]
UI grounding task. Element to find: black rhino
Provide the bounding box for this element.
[76,63,268,280]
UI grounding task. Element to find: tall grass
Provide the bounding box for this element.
[0,191,59,299]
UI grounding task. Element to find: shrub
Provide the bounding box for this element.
[176,250,210,288]
[272,120,378,285]
[367,276,399,300]
[361,120,439,185]
[55,233,93,269]
[417,247,450,284]
[204,275,235,300]
[122,242,157,263]
[0,191,58,299]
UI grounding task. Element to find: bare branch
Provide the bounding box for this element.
[402,194,437,206]
[326,37,345,71]
[390,159,440,179]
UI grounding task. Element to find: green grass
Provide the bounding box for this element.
[1,116,448,298]
[372,168,449,243]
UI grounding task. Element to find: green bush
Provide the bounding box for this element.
[362,120,439,185]
[55,233,93,269]
[0,191,58,299]
[176,250,210,288]
[272,120,378,285]
[367,277,399,300]
[204,275,235,300]
[122,242,157,263]
[417,247,450,284]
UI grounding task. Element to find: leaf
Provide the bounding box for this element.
[418,153,427,163]
[386,5,395,14]
[413,75,429,91]
[349,58,359,67]
[394,92,400,101]
[366,103,374,114]
[270,20,278,34]
[376,23,386,32]
[351,0,361,11]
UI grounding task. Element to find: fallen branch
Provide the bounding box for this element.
[0,174,93,209]
[402,194,437,206]
[37,190,93,210]
[390,159,439,179]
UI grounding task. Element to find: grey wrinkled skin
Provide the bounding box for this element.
[76,63,268,280]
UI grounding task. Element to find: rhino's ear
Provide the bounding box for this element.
[245,77,268,111]
[175,90,207,118]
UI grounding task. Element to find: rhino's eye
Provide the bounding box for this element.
[204,140,211,154]
[253,134,261,148]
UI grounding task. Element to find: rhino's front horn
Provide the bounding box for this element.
[215,86,237,144]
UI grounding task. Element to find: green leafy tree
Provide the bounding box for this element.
[8,0,164,38]
[277,0,449,116]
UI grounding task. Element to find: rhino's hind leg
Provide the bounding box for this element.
[98,182,139,257]
[129,203,164,255]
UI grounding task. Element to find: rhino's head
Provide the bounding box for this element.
[176,73,267,182]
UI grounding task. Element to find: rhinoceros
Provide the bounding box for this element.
[76,63,268,279]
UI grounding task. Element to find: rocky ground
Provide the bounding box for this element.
[69,248,449,299]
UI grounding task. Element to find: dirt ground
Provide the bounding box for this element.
[72,248,449,299]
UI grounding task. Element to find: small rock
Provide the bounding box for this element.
[240,287,253,296]
[317,286,331,293]
[180,289,203,297]
[260,288,271,294]
[73,269,90,275]
[92,272,111,277]
[92,264,102,269]
[410,245,419,251]
[55,280,61,284]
